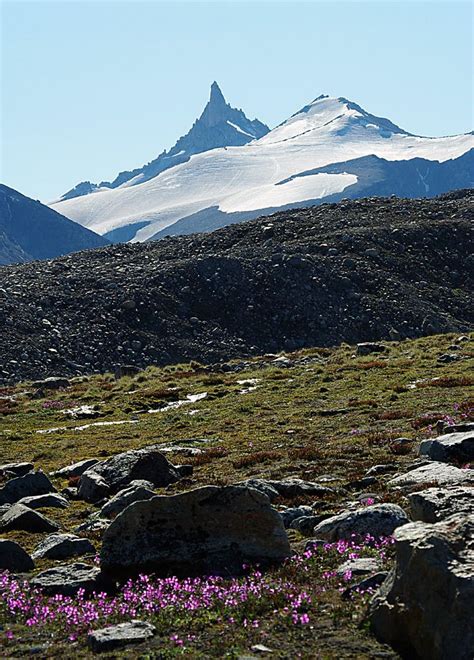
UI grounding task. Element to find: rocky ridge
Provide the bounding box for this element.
[0,191,473,383]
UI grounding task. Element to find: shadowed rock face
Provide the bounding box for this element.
[369,515,474,660]
[101,485,291,577]
[0,184,108,265]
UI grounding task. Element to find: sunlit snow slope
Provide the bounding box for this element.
[51,95,474,242]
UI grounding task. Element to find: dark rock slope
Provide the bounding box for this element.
[0,184,109,265]
[0,191,472,383]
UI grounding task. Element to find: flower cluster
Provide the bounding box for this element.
[0,536,394,647]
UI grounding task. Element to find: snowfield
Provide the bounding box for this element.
[51,96,474,242]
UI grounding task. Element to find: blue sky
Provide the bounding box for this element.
[1,0,472,202]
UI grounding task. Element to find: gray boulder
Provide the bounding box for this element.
[1,503,59,533]
[237,477,333,502]
[313,504,409,541]
[443,422,474,435]
[409,486,474,523]
[87,620,156,652]
[0,470,56,505]
[78,446,180,503]
[32,533,96,560]
[356,342,387,356]
[279,505,313,528]
[101,485,291,576]
[52,458,99,478]
[235,479,279,501]
[0,462,33,477]
[290,515,325,535]
[419,431,474,463]
[31,563,113,597]
[77,471,110,503]
[17,493,69,510]
[0,539,35,572]
[389,462,474,491]
[369,515,474,659]
[31,376,70,390]
[100,481,155,519]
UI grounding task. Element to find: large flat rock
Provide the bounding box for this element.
[389,462,474,491]
[101,485,291,576]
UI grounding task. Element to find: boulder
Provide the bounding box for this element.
[101,485,291,576]
[235,479,279,501]
[313,504,409,541]
[30,563,113,597]
[237,477,333,501]
[0,539,35,572]
[17,493,69,510]
[389,462,474,491]
[31,376,70,390]
[419,431,474,463]
[52,458,99,478]
[0,470,56,505]
[87,620,156,652]
[443,422,474,435]
[77,471,110,503]
[78,446,180,503]
[0,462,33,477]
[32,533,96,560]
[0,503,59,533]
[290,515,326,535]
[409,486,474,523]
[369,515,474,659]
[100,481,156,519]
[356,342,387,356]
[279,505,314,528]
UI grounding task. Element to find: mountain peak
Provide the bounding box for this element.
[209,81,226,106]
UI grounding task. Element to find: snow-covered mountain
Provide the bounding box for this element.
[58,82,269,203]
[51,92,474,243]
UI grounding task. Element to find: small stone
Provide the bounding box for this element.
[336,557,382,578]
[87,620,156,652]
[32,533,96,560]
[31,563,113,597]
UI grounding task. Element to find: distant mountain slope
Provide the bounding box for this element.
[2,192,473,383]
[58,82,269,202]
[51,93,474,242]
[150,149,474,240]
[0,184,109,265]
